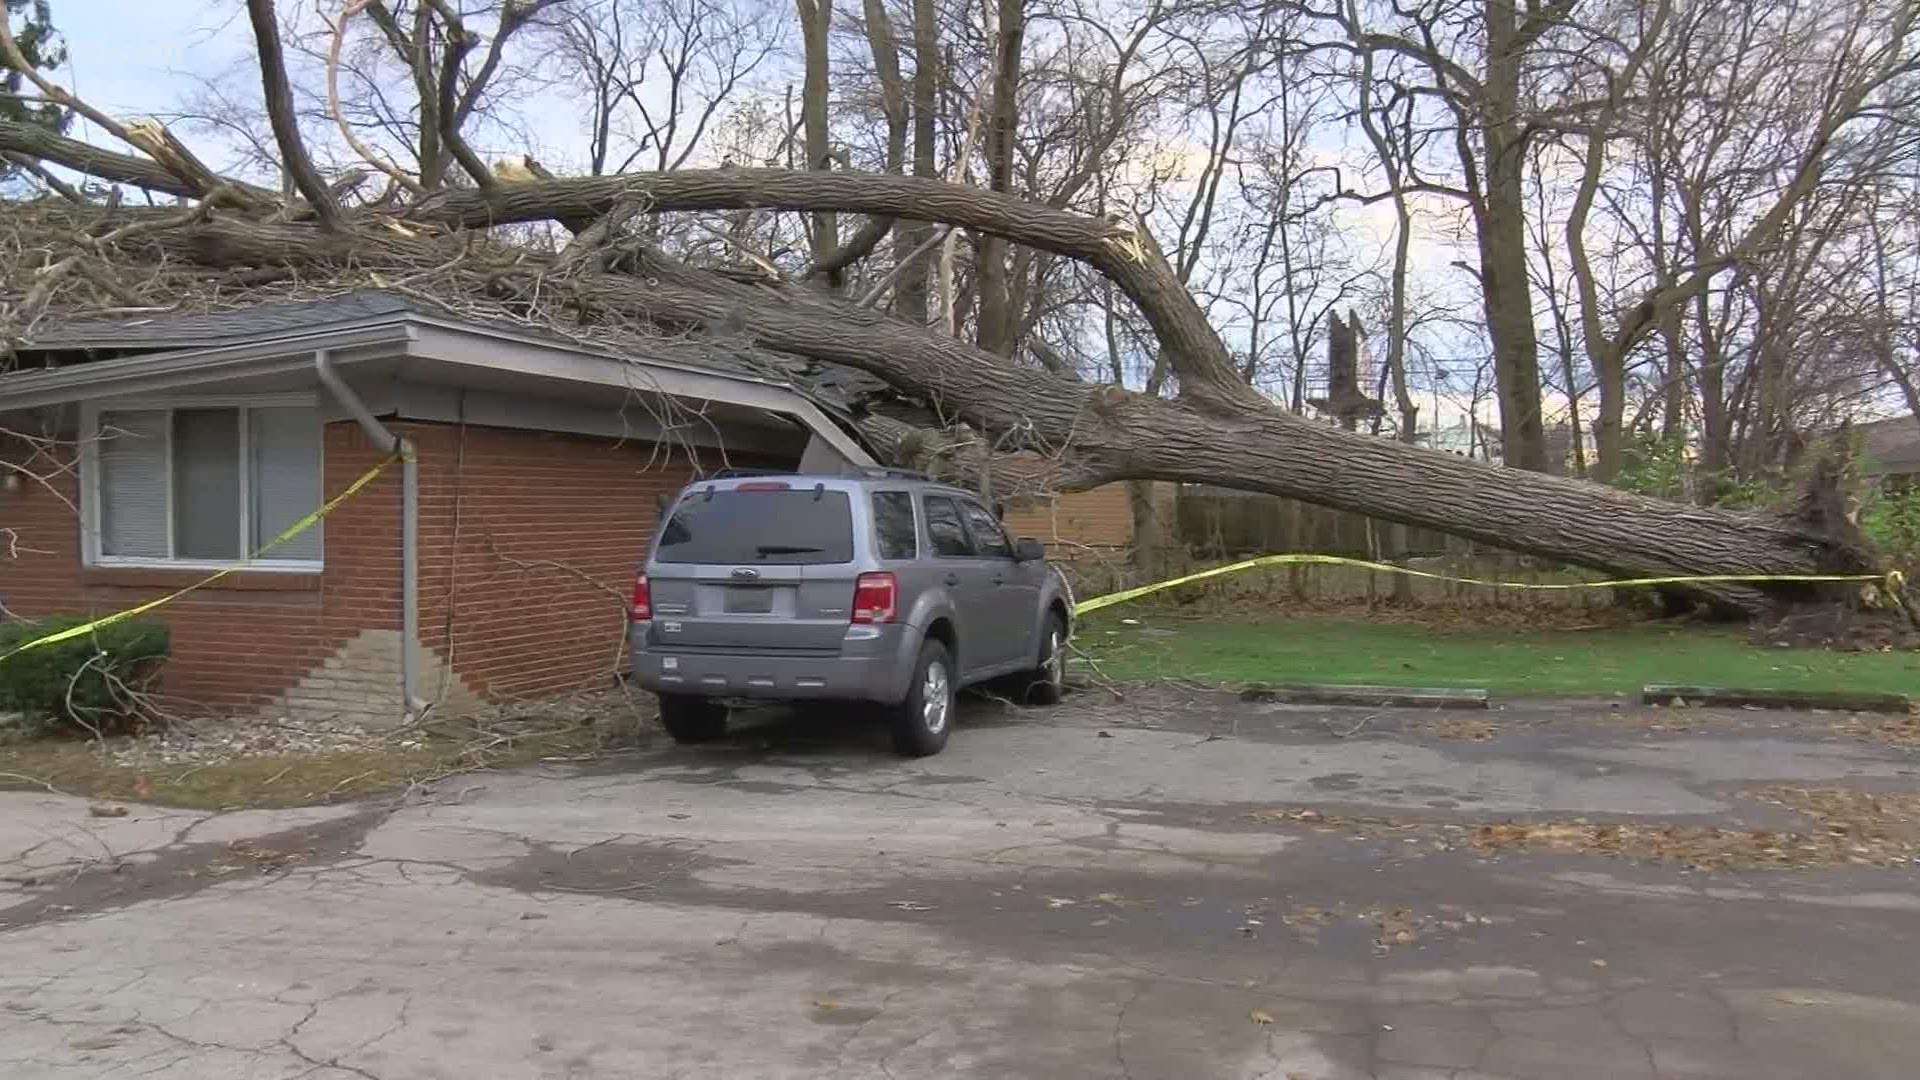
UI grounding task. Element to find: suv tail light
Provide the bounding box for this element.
[850,571,897,624]
[629,572,652,621]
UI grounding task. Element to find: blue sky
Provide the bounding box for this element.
[45,2,255,127]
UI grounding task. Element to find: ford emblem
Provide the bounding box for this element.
[731,567,760,580]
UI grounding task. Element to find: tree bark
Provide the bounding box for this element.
[895,0,939,325]
[246,0,341,228]
[409,168,1259,413]
[795,0,839,286]
[0,119,275,203]
[1477,131,1547,472]
[974,0,1025,357]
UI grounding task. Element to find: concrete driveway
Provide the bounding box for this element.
[3,691,1919,1079]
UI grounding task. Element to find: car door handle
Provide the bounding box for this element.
[944,573,960,587]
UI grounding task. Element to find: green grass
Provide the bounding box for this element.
[1080,612,1920,697]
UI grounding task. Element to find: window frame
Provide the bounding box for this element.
[79,395,325,573]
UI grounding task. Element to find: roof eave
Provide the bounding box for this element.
[1,313,878,468]
[0,321,417,410]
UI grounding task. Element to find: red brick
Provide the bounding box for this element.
[3,421,767,714]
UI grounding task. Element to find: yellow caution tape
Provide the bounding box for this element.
[1073,554,1905,617]
[0,454,399,663]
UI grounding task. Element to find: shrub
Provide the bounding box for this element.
[1862,486,1920,571]
[0,618,169,735]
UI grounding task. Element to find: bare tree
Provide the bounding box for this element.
[550,0,781,176]
[1,0,1914,618]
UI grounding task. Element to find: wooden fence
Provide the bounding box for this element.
[1141,487,1615,612]
[1176,485,1469,560]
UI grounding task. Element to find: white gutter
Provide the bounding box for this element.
[315,350,425,720]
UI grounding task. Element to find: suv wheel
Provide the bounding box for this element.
[1024,612,1068,706]
[888,639,954,757]
[657,695,728,744]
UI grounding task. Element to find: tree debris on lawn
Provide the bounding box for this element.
[1246,788,1920,870]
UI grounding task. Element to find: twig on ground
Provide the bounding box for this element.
[1330,713,1379,738]
[0,771,68,796]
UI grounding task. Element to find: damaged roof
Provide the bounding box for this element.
[10,288,887,453]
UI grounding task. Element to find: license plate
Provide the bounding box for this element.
[724,587,774,614]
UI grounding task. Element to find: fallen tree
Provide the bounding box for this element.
[0,25,1901,619]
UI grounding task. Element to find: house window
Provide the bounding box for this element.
[86,401,323,568]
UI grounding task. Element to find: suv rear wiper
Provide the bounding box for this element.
[754,545,824,556]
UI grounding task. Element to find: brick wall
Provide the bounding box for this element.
[2,419,757,724]
[3,423,403,719]
[1004,484,1135,551]
[1004,482,1180,554]
[405,422,718,703]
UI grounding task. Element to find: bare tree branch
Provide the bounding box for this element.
[246,0,339,225]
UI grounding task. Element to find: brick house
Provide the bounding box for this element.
[1001,483,1174,560]
[1857,415,1920,493]
[0,292,874,725]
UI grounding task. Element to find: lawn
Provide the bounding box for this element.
[1078,610,1920,697]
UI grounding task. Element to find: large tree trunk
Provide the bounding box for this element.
[893,0,939,325]
[795,0,839,285]
[0,135,1886,615]
[1477,3,1547,473]
[974,0,1025,357]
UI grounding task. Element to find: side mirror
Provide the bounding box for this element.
[1013,537,1046,562]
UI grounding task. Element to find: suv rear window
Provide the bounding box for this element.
[656,489,855,564]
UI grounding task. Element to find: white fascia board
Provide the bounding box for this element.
[402,323,877,467]
[0,314,879,468]
[0,322,415,411]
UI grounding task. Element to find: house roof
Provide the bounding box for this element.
[1855,415,1920,474]
[18,288,867,403]
[4,290,877,467]
[23,291,430,350]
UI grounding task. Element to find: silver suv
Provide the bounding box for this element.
[626,471,1072,756]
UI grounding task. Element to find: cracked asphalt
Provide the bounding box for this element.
[3,691,1919,1078]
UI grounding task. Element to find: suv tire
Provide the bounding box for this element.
[1023,612,1068,706]
[658,695,728,744]
[888,639,955,757]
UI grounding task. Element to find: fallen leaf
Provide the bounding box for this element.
[887,900,934,912]
[1249,1008,1274,1025]
[1097,730,1114,739]
[1375,908,1422,948]
[813,999,837,1010]
[87,805,129,819]
[667,813,691,820]
[519,912,547,921]
[1044,896,1077,909]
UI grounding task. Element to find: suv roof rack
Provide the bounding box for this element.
[858,466,931,481]
[707,467,788,480]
